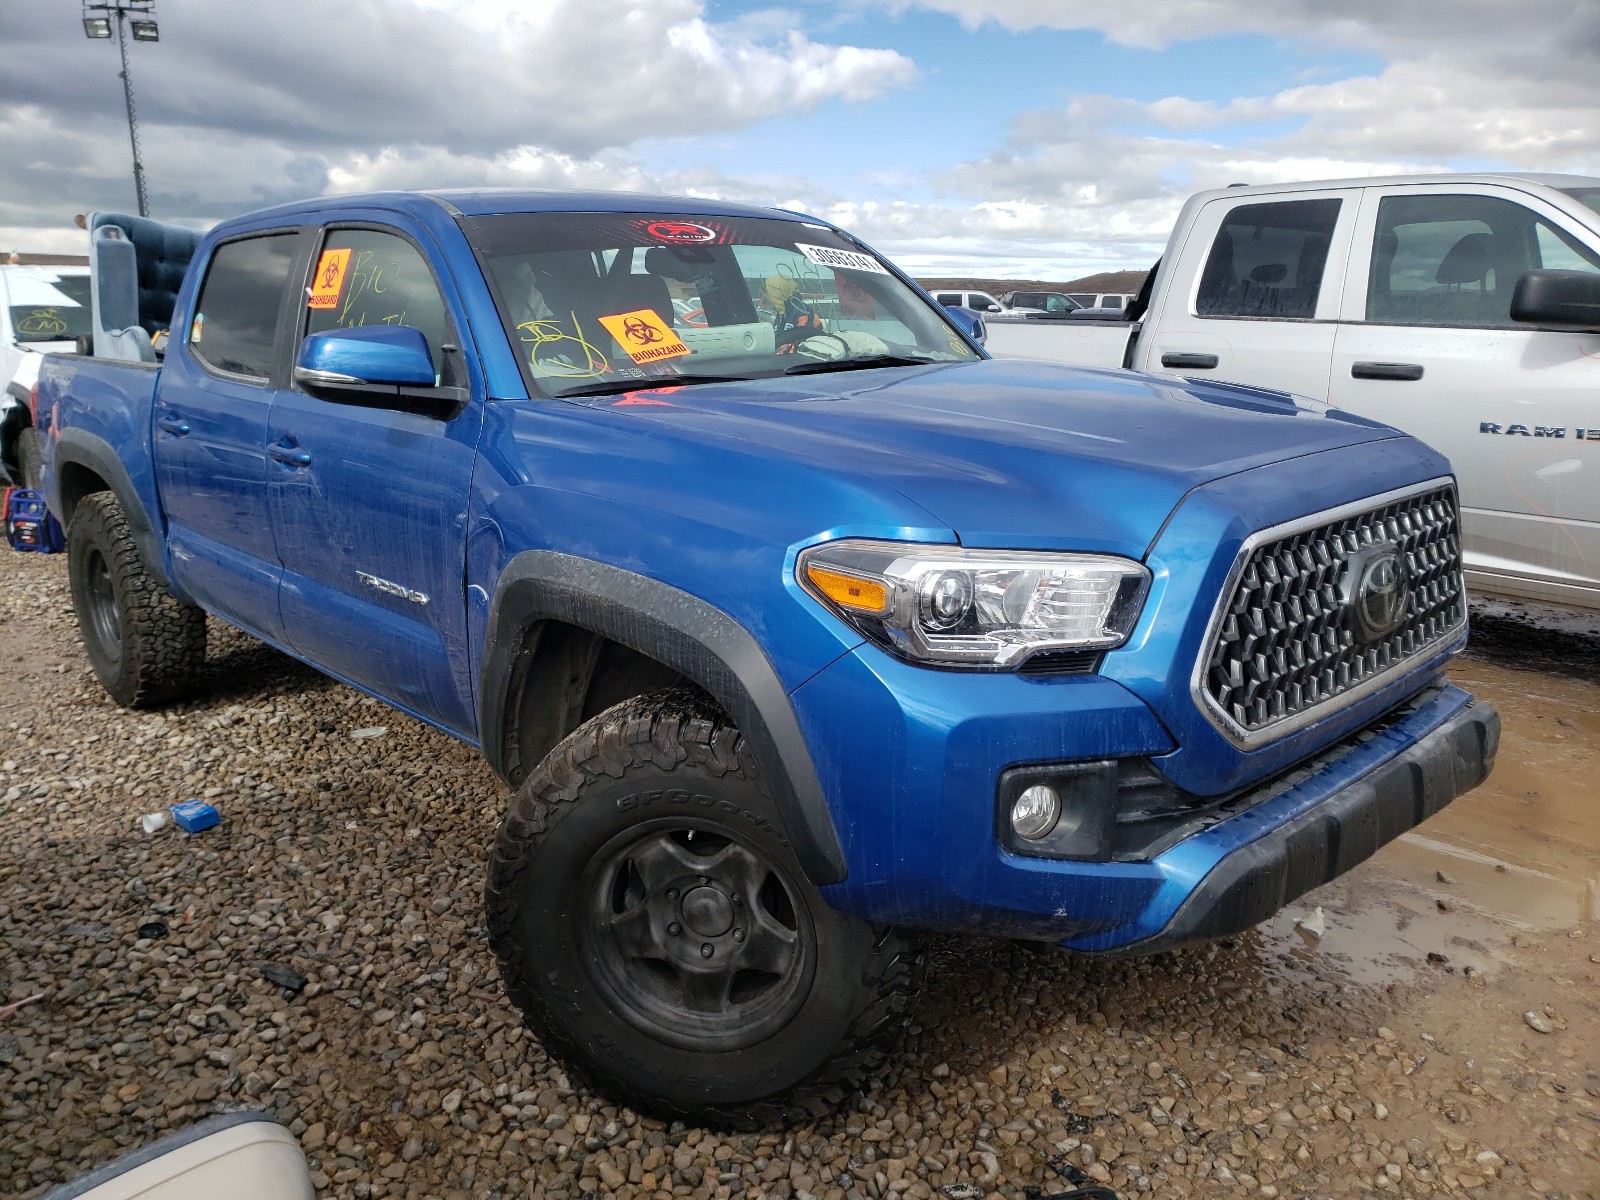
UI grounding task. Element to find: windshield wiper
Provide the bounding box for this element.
[554,373,751,398]
[781,354,944,376]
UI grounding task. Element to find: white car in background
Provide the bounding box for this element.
[929,288,1004,313]
[1063,291,1136,311]
[3,264,91,487]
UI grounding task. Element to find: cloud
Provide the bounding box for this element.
[838,0,1600,273]
[6,0,1599,280]
[885,0,1600,175]
[0,0,915,250]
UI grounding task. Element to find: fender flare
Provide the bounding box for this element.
[50,426,171,588]
[479,550,847,885]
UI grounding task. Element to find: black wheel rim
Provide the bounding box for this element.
[579,820,816,1052]
[84,546,123,669]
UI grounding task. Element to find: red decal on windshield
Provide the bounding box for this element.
[639,219,719,245]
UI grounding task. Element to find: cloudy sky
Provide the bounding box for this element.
[4,0,1598,278]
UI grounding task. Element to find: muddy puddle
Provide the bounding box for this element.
[1261,627,1600,989]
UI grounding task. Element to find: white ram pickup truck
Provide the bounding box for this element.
[986,173,1600,611]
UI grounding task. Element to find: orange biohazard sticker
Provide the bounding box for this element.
[597,308,690,365]
[307,248,352,310]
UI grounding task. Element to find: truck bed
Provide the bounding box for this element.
[983,313,1135,366]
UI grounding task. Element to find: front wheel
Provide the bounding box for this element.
[485,690,923,1127]
[67,491,207,707]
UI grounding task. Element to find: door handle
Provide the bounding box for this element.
[157,415,191,437]
[1351,361,1424,381]
[1160,352,1219,370]
[268,441,312,467]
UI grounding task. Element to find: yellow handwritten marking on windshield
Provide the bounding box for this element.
[17,309,69,336]
[597,309,690,365]
[518,314,609,379]
[308,249,352,310]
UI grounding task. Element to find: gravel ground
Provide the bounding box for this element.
[2,550,1596,1199]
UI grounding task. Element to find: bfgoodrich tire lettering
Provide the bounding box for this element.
[485,689,923,1127]
[67,491,206,707]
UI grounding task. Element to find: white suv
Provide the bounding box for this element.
[2,263,90,487]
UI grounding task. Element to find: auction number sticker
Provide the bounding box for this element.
[307,248,352,310]
[795,243,889,276]
[598,308,691,365]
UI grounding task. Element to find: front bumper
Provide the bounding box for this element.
[798,637,1496,949]
[1080,688,1499,955]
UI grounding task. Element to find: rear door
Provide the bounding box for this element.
[155,230,305,642]
[1137,188,1359,398]
[1327,184,1600,606]
[267,220,485,735]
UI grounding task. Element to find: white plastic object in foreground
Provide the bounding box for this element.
[40,1112,313,1200]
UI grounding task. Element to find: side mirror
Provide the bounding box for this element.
[982,303,1002,313]
[295,326,437,389]
[1510,269,1600,332]
[942,305,987,346]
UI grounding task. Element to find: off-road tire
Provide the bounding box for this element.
[67,491,207,708]
[485,689,924,1128]
[16,427,42,490]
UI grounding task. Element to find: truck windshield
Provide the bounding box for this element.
[462,212,980,397]
[7,273,91,343]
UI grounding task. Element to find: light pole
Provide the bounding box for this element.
[82,0,160,218]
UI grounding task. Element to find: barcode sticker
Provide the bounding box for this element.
[795,243,890,276]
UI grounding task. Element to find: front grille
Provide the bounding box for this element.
[1200,482,1466,742]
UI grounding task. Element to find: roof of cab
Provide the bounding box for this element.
[1191,171,1600,200]
[235,188,816,225]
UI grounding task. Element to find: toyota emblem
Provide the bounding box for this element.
[1344,543,1410,643]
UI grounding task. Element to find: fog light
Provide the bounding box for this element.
[1010,784,1061,840]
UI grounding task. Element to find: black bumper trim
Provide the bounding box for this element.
[1093,699,1499,957]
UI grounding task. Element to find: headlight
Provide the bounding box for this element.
[798,539,1149,668]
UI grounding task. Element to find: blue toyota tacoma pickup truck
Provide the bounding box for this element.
[37,192,1497,1125]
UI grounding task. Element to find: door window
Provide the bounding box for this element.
[1365,194,1600,327]
[1533,223,1600,275]
[304,229,456,383]
[1196,199,1341,320]
[188,234,299,380]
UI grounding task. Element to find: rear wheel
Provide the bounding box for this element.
[67,492,206,707]
[485,690,923,1127]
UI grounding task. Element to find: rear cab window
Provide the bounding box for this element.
[188,234,299,381]
[1196,199,1342,320]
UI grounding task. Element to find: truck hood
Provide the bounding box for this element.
[580,359,1403,558]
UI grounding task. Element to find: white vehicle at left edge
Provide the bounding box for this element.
[3,263,92,488]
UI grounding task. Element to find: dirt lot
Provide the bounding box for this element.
[1,550,1596,1199]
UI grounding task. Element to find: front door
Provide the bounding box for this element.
[267,223,484,735]
[1328,186,1600,606]
[155,230,303,643]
